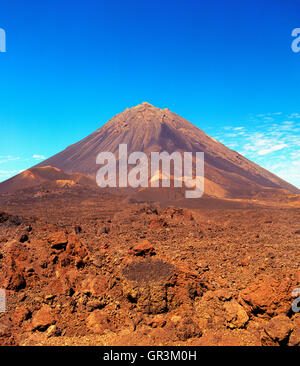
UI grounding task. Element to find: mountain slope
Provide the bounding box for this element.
[0,166,96,193]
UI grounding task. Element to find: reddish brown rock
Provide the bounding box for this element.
[80,274,108,297]
[86,310,111,334]
[66,234,89,264]
[261,314,293,345]
[13,306,31,326]
[48,231,68,250]
[146,316,166,328]
[238,276,294,318]
[224,300,249,329]
[122,259,174,314]
[167,267,204,310]
[122,260,204,315]
[45,276,71,296]
[5,271,26,291]
[149,218,167,229]
[289,317,300,346]
[169,314,202,341]
[32,305,56,331]
[129,240,156,257]
[215,288,233,302]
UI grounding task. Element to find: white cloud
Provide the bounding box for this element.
[0,156,20,164]
[210,111,300,188]
[257,144,287,156]
[288,113,300,119]
[32,154,46,160]
[0,169,23,180]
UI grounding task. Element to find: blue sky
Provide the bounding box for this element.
[0,0,300,187]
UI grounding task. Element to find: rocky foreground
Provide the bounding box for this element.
[0,193,299,346]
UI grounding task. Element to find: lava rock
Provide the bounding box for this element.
[129,240,156,257]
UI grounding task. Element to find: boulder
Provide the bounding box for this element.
[86,310,111,334]
[238,276,293,318]
[262,314,293,346]
[170,315,202,341]
[129,240,156,257]
[5,271,26,292]
[48,231,68,250]
[32,305,56,331]
[80,274,108,297]
[66,234,89,262]
[289,317,300,346]
[224,300,249,329]
[13,305,31,326]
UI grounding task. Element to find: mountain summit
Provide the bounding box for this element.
[1,103,299,199]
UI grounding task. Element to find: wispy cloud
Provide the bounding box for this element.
[32,154,46,160]
[210,111,300,188]
[288,113,300,119]
[0,155,20,164]
[257,144,287,156]
[0,169,24,179]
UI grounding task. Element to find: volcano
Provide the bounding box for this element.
[1,103,300,347]
[0,102,299,201]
